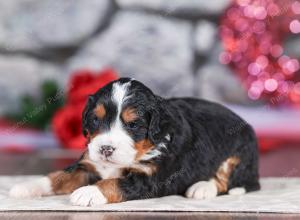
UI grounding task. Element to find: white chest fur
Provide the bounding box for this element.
[92,162,122,179]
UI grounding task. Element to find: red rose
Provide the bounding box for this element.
[68,69,118,104]
[52,69,118,149]
[52,103,86,149]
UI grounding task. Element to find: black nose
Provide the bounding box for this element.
[99,145,115,157]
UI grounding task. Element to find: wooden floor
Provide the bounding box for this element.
[1,146,300,219]
[1,212,300,220]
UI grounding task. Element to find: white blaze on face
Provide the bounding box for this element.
[88,81,137,166]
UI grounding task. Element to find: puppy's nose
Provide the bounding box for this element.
[99,145,115,157]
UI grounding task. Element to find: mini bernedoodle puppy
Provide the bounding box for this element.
[10,78,260,206]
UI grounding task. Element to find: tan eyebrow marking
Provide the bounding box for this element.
[121,107,138,123]
[94,104,106,119]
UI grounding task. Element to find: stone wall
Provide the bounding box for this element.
[0,0,249,114]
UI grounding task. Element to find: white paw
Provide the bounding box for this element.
[9,177,52,199]
[70,186,107,207]
[228,187,246,196]
[185,180,218,200]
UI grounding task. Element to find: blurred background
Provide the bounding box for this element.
[0,0,300,177]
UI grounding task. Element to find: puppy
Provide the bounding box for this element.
[10,78,260,206]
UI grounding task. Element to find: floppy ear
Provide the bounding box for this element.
[82,95,95,137]
[148,98,171,145]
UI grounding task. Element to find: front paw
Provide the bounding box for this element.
[70,186,107,207]
[185,180,218,200]
[9,177,53,199]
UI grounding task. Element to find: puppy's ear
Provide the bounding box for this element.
[82,95,95,137]
[148,98,171,145]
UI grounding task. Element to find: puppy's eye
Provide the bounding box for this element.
[127,122,138,130]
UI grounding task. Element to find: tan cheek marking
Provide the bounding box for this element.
[122,107,138,123]
[96,179,123,203]
[214,156,240,193]
[134,139,154,160]
[94,104,106,119]
[124,163,157,176]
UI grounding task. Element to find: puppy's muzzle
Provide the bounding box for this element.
[99,145,115,157]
